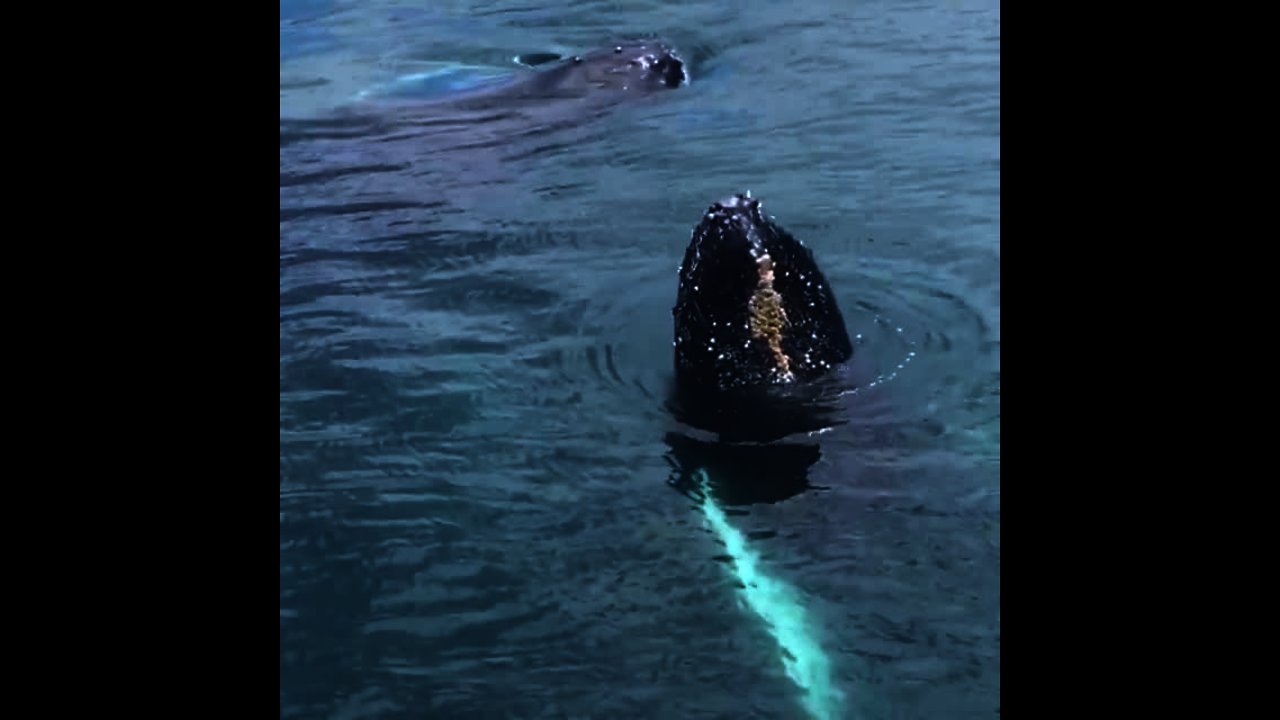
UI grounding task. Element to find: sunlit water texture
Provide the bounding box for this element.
[281,1,999,718]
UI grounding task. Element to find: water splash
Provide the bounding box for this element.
[694,468,847,719]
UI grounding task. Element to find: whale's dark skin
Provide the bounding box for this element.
[355,39,688,111]
[673,193,853,391]
[491,40,687,99]
[668,193,855,444]
[665,193,857,499]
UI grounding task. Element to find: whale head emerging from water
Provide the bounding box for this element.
[669,193,854,442]
[336,39,687,117]
[521,39,688,96]
[673,193,853,393]
[666,193,856,482]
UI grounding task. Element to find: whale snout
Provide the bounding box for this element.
[693,192,770,258]
[608,40,688,90]
[650,52,686,87]
[713,192,759,211]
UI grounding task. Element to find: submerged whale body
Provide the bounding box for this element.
[281,38,687,152]
[357,39,688,108]
[279,38,689,229]
[669,193,854,444]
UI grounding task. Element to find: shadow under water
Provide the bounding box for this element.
[663,365,866,506]
[665,431,820,506]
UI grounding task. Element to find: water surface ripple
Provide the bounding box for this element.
[281,1,999,717]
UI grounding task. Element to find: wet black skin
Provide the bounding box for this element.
[665,193,856,498]
[443,39,688,108]
[535,40,687,93]
[672,193,853,392]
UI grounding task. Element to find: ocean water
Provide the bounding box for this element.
[280,1,999,718]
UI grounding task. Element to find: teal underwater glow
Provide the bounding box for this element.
[695,469,846,720]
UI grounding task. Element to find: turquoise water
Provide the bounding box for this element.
[280,1,999,717]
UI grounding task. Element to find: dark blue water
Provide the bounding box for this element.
[281,1,999,718]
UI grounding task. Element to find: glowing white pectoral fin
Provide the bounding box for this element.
[693,469,847,720]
